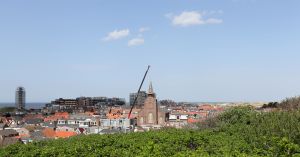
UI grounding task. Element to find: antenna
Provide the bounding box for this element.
[128,65,150,118]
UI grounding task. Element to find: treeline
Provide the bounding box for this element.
[262,95,300,110]
[0,107,16,115]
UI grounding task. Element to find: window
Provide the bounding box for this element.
[159,117,163,124]
[140,117,144,124]
[148,113,153,123]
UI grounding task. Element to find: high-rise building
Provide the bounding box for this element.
[15,87,26,110]
[129,91,147,107]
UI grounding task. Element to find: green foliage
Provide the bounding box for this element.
[279,96,300,110]
[2,106,300,156]
[218,106,254,125]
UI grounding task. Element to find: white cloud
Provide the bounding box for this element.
[169,11,223,27]
[103,29,130,41]
[128,38,144,47]
[172,11,204,26]
[139,27,150,33]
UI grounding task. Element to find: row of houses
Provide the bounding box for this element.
[0,112,135,147]
[165,104,224,128]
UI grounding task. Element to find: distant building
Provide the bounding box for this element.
[46,97,126,112]
[51,98,77,106]
[130,91,147,107]
[91,97,125,106]
[91,97,108,106]
[77,97,92,106]
[167,113,189,128]
[15,87,26,110]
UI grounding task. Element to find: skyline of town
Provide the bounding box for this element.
[0,81,230,147]
[0,85,271,104]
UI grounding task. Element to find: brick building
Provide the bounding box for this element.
[137,83,165,126]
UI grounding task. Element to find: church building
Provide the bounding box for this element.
[137,82,165,126]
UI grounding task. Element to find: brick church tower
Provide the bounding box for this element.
[137,82,165,126]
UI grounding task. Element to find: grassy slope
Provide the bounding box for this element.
[1,107,300,156]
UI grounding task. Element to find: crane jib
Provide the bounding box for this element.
[128,65,151,119]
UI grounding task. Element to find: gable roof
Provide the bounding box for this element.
[0,129,18,137]
[0,137,20,147]
[30,130,46,141]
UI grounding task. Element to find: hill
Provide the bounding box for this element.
[1,106,300,156]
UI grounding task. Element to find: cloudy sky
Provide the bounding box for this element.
[0,0,300,102]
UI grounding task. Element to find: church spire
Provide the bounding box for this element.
[148,82,154,94]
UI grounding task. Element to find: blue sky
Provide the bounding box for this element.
[1,0,300,102]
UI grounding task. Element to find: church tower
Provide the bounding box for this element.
[137,82,165,126]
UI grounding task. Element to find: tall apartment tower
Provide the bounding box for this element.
[15,87,26,110]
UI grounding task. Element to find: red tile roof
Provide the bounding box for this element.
[55,131,77,138]
[42,128,56,138]
[42,128,77,138]
[44,112,69,122]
